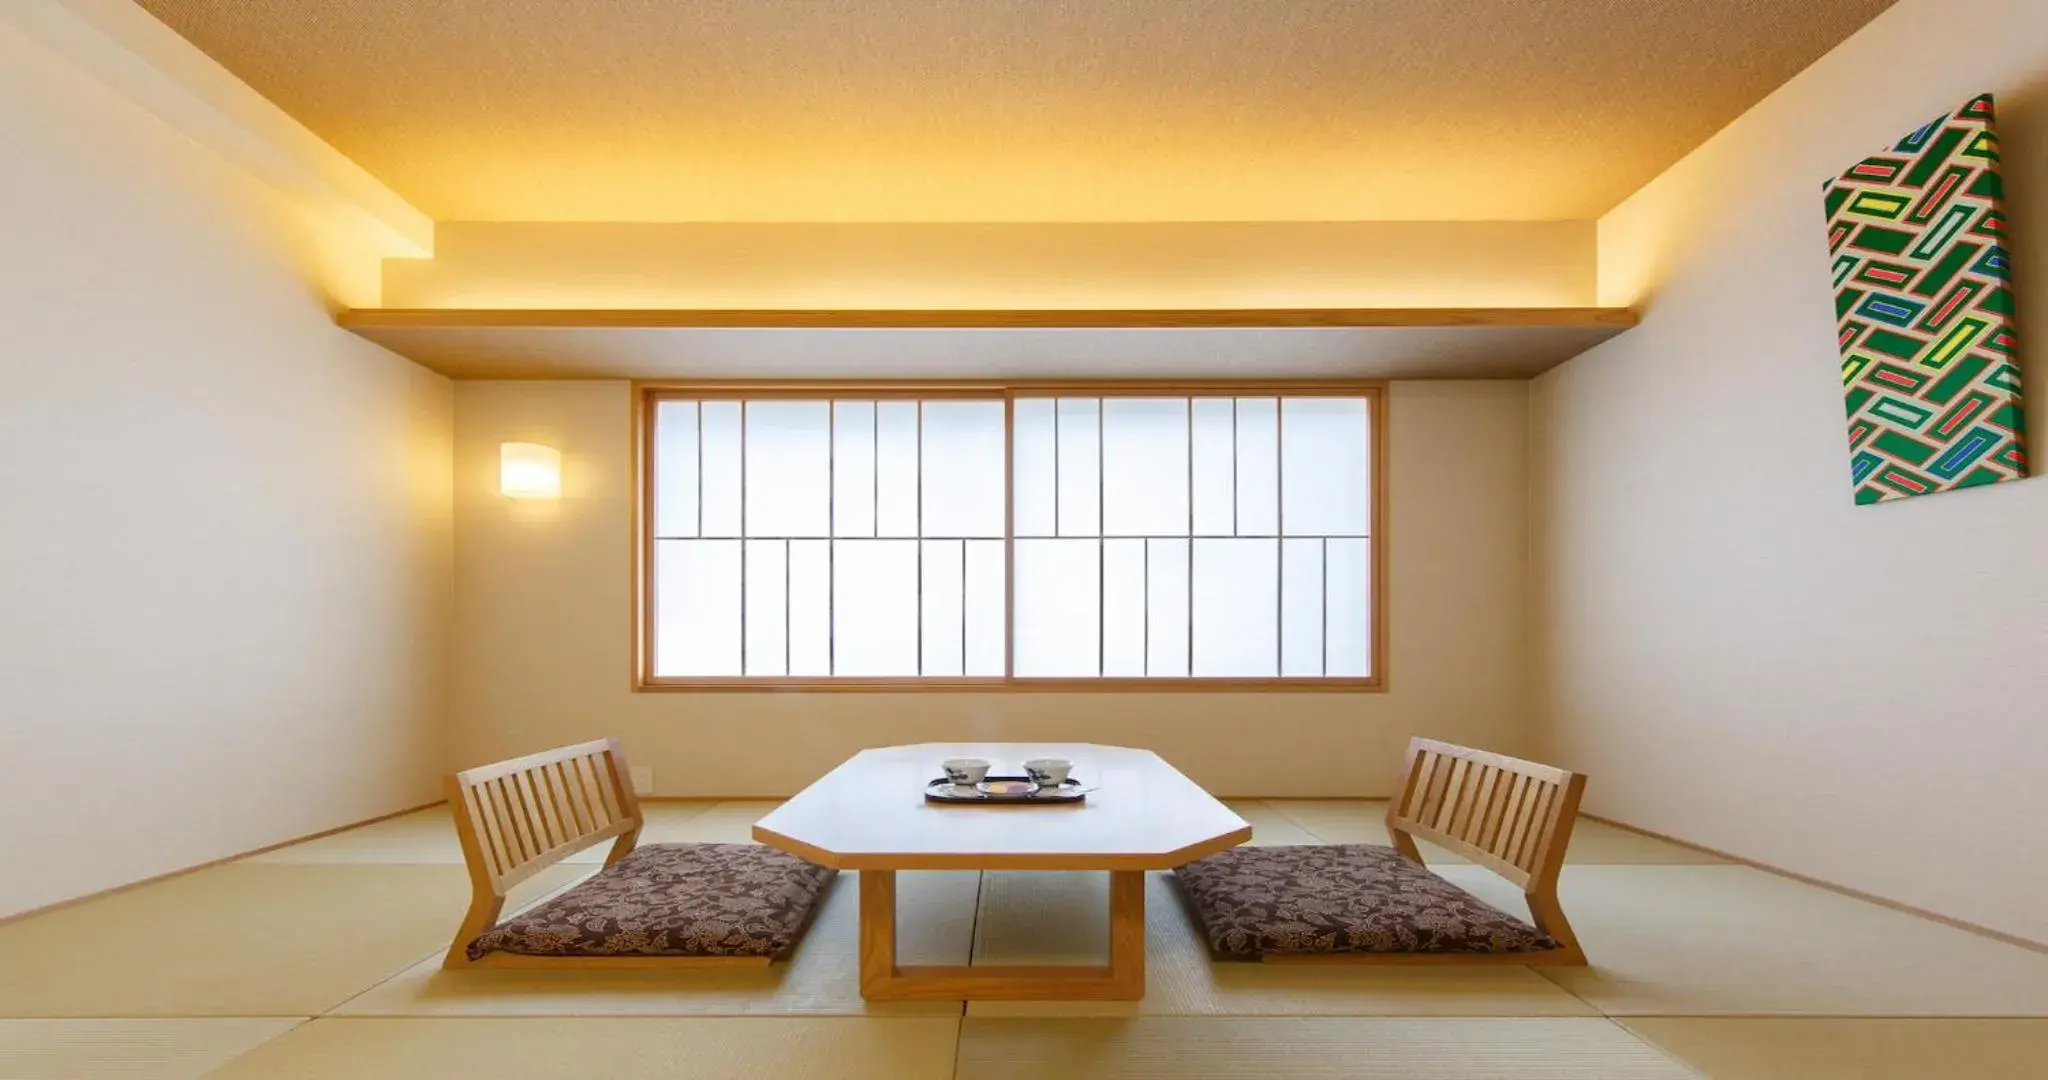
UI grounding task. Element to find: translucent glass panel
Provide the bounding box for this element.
[651,398,1005,678]
[1010,395,1372,679]
[1281,397,1370,535]
[744,402,830,536]
[832,540,918,675]
[652,400,700,537]
[1013,539,1098,676]
[1102,399,1189,535]
[652,392,1370,681]
[653,540,738,675]
[1192,539,1277,676]
[917,540,1007,676]
[1323,538,1373,677]
[922,402,1006,537]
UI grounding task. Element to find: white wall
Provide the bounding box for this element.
[1533,0,2048,944]
[0,22,452,918]
[451,380,1532,797]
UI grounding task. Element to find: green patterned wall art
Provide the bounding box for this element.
[1823,93,2028,504]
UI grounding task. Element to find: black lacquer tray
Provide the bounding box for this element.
[924,776,1093,804]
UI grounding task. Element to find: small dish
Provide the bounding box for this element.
[925,776,1093,804]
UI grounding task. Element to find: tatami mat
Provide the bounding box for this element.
[251,802,728,864]
[0,863,586,1017]
[1225,801,1321,846]
[332,871,977,1017]
[967,871,1595,1018]
[206,1017,959,1080]
[247,807,474,864]
[646,800,784,844]
[1543,819,1729,865]
[1434,863,2048,1016]
[1258,801,1470,863]
[955,1017,1696,1078]
[0,1018,301,1079]
[1622,1018,2048,1079]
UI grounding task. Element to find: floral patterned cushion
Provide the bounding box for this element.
[1173,844,1558,959]
[468,843,837,961]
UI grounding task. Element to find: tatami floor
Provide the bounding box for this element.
[2,801,2046,1078]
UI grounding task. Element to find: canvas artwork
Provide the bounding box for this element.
[1823,93,2028,504]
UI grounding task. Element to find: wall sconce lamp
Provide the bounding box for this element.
[500,442,562,500]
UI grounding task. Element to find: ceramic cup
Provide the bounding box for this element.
[1023,758,1073,789]
[942,757,992,786]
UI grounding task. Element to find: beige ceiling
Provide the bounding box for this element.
[134,0,1895,223]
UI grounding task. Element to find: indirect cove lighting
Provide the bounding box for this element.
[500,442,562,499]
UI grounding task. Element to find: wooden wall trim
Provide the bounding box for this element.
[341,306,1638,330]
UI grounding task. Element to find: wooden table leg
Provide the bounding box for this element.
[858,868,898,997]
[1107,869,1147,998]
[857,868,1148,1002]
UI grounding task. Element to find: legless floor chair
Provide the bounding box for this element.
[444,738,836,969]
[1174,737,1588,965]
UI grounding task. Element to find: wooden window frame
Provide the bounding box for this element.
[633,380,1387,692]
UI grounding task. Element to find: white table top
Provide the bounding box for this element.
[753,743,1250,871]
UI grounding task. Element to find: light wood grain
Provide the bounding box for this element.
[442,739,764,971]
[767,743,1245,1000]
[753,744,1250,871]
[1379,738,1588,965]
[342,322,1629,382]
[340,307,1638,330]
[859,869,1147,1001]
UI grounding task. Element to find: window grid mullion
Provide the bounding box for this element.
[827,401,836,677]
[695,400,703,538]
[784,538,792,676]
[1003,395,1016,680]
[916,401,924,677]
[960,539,969,678]
[647,388,1373,685]
[739,401,747,676]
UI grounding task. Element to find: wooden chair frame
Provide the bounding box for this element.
[1268,737,1588,966]
[443,737,770,970]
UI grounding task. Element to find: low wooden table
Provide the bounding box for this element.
[753,743,1249,1001]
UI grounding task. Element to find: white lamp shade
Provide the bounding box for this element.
[500,442,562,499]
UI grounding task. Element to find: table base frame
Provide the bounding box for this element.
[857,868,1146,1001]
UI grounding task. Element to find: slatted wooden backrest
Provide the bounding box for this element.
[447,738,644,899]
[1386,737,1586,893]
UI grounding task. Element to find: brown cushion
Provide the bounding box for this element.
[1173,844,1558,959]
[468,843,837,961]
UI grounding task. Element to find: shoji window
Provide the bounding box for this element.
[638,385,1381,689]
[646,393,1007,681]
[1010,394,1374,681]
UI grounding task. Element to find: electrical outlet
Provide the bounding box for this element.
[630,765,654,795]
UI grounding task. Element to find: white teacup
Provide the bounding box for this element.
[1023,758,1073,789]
[942,758,991,786]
